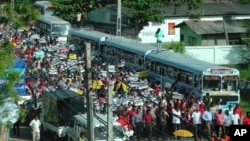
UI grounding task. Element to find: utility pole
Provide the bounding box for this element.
[116,0,121,36]
[85,43,94,141]
[11,0,14,9]
[107,65,114,141]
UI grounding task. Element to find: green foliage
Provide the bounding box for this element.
[1,1,40,29]
[122,0,164,32]
[238,64,250,81]
[0,40,20,127]
[162,42,185,53]
[51,0,101,22]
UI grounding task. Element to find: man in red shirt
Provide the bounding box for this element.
[243,111,250,125]
[234,104,243,119]
[143,109,153,141]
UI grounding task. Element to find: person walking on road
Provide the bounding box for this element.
[155,28,164,53]
[29,115,41,141]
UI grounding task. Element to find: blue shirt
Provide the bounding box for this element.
[156,31,164,41]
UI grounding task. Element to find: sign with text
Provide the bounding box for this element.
[230,125,250,140]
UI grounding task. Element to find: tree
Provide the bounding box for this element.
[0,40,20,140]
[0,1,40,29]
[122,0,165,34]
[51,0,102,24]
[122,0,203,35]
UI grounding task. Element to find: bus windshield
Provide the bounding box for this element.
[203,75,238,91]
[51,24,69,35]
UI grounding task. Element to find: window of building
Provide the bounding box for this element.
[110,14,116,23]
[188,36,196,46]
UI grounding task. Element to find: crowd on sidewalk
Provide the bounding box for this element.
[7,28,250,141]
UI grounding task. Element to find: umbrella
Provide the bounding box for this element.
[173,129,193,138]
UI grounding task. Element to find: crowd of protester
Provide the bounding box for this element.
[6,27,250,141]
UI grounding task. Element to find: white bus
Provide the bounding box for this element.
[35,15,71,43]
[33,1,54,16]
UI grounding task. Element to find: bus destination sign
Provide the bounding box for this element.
[210,69,232,74]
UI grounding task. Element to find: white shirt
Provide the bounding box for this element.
[192,111,202,124]
[224,114,232,127]
[231,113,240,125]
[172,109,181,124]
[29,119,41,132]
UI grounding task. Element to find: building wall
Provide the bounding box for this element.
[180,25,202,46]
[87,7,250,43]
[185,45,243,65]
[87,7,115,25]
[201,34,227,46]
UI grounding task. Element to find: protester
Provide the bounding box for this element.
[132,108,143,141]
[214,109,224,138]
[202,106,213,139]
[155,28,164,53]
[223,110,232,136]
[231,109,240,125]
[143,109,154,141]
[29,115,41,141]
[191,107,202,141]
[243,111,250,125]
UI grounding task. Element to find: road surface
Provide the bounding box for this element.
[10,125,196,141]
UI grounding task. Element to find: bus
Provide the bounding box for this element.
[67,29,240,110]
[35,15,71,43]
[33,1,55,16]
[68,28,112,53]
[144,50,240,110]
[103,38,154,70]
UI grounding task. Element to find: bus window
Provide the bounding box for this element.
[51,24,69,35]
[203,76,221,91]
[222,76,239,91]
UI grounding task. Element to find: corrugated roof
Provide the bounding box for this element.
[105,0,250,18]
[176,20,248,34]
[45,89,80,99]
[162,0,250,17]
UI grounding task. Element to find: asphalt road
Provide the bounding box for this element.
[10,125,196,141]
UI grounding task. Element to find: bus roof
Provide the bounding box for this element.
[105,38,155,56]
[38,15,70,25]
[33,1,52,8]
[68,28,115,42]
[146,51,229,74]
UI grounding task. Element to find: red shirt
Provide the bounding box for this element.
[243,116,250,125]
[143,113,153,124]
[235,107,242,118]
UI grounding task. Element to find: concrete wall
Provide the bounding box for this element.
[185,45,243,65]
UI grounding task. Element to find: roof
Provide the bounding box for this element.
[104,1,250,18]
[33,1,52,6]
[105,38,155,56]
[68,28,116,42]
[162,0,250,17]
[38,15,70,25]
[175,20,249,34]
[44,89,80,99]
[146,50,228,74]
